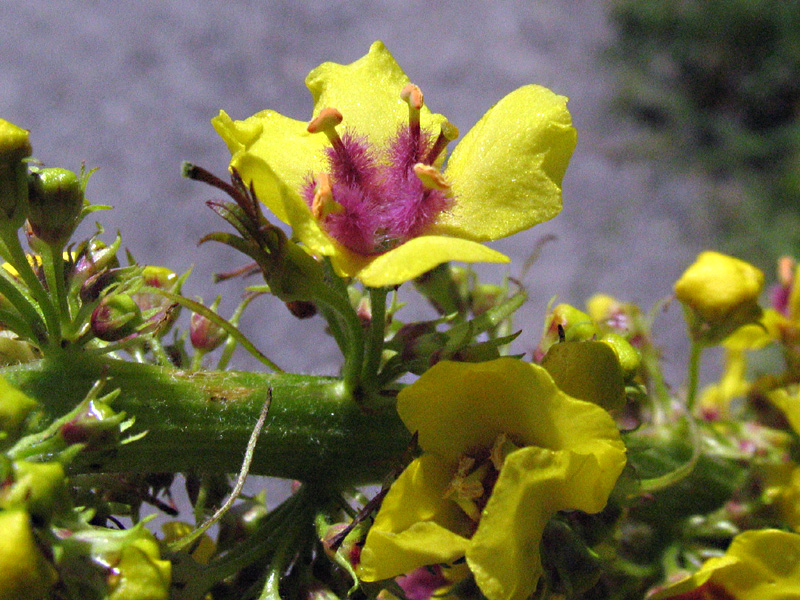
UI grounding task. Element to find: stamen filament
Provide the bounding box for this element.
[401,84,424,159]
[311,173,343,220]
[424,121,459,165]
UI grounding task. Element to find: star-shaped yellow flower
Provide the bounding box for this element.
[356,358,626,600]
[648,529,800,600]
[213,41,576,287]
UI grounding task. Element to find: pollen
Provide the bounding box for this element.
[413,163,450,191]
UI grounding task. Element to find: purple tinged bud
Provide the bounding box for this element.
[59,399,122,448]
[91,294,143,342]
[190,310,227,352]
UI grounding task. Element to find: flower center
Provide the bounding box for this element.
[304,84,459,256]
[444,434,522,527]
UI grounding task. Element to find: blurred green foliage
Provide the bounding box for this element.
[606,0,800,266]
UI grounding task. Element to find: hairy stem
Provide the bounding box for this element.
[1,355,410,485]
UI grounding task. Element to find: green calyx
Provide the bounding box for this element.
[27,167,84,247]
[0,119,32,227]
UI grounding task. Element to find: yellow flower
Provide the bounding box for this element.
[357,358,626,600]
[674,251,764,343]
[648,529,800,600]
[213,41,577,288]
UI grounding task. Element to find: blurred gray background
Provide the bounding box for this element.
[3,1,704,379]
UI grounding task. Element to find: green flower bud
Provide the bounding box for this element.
[550,304,597,341]
[0,377,38,442]
[600,333,641,380]
[0,509,58,600]
[0,335,42,367]
[59,399,124,449]
[107,536,171,600]
[0,119,32,228]
[91,294,143,341]
[189,310,228,352]
[0,460,71,521]
[73,238,121,290]
[26,167,84,247]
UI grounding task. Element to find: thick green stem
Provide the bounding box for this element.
[1,355,410,485]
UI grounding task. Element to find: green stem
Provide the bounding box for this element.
[361,287,387,391]
[686,341,703,414]
[0,355,409,484]
[41,243,70,326]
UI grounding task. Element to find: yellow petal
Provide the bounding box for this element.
[649,529,800,600]
[468,445,621,600]
[432,85,577,242]
[398,358,625,464]
[305,41,447,149]
[355,236,509,288]
[212,109,328,197]
[674,251,764,324]
[358,454,471,582]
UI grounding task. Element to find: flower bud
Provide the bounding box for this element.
[0,509,58,600]
[91,294,143,341]
[0,377,38,441]
[106,536,171,600]
[59,398,124,449]
[675,251,764,343]
[26,167,84,247]
[73,238,121,291]
[600,333,641,380]
[0,119,31,229]
[190,310,227,352]
[0,460,71,522]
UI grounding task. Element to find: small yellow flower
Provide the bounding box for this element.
[357,358,626,600]
[674,251,764,342]
[214,41,577,287]
[648,529,800,600]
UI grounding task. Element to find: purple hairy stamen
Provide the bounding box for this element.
[304,123,453,256]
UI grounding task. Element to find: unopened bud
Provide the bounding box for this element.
[600,333,641,380]
[190,310,227,352]
[0,119,31,228]
[675,251,764,344]
[74,239,121,287]
[106,536,171,600]
[0,509,58,600]
[59,398,124,449]
[27,167,84,247]
[91,294,143,341]
[0,377,38,441]
[471,283,506,316]
[0,460,70,521]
